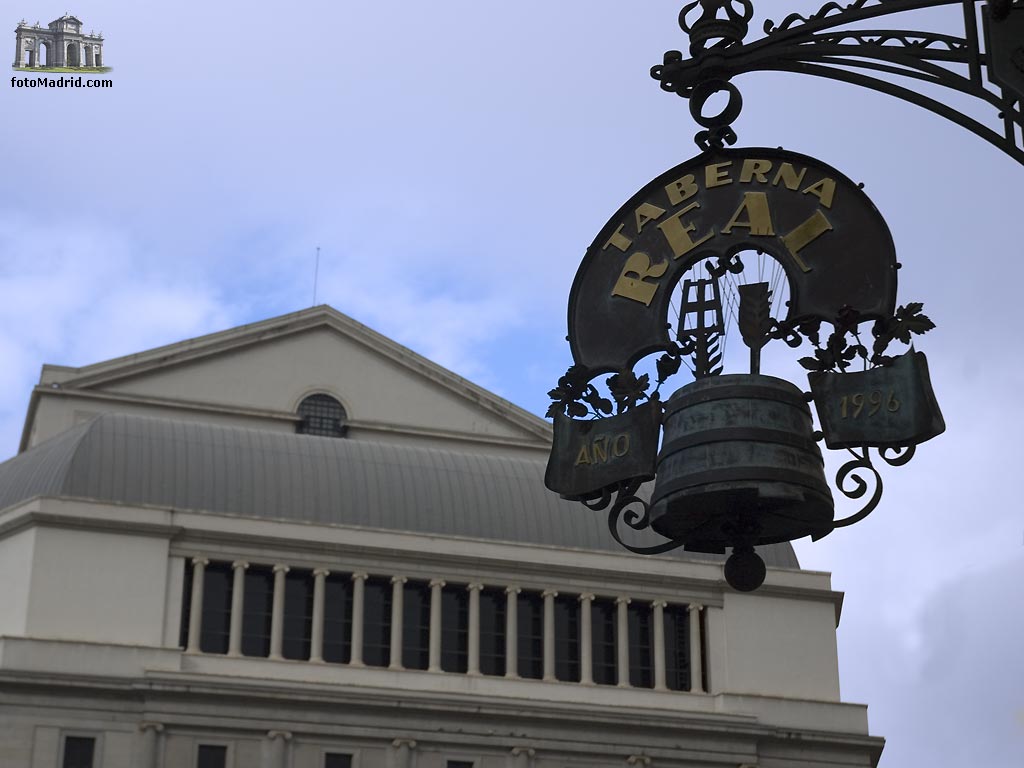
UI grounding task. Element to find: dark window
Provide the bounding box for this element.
[441,583,469,673]
[242,565,274,657]
[479,587,506,676]
[591,598,617,686]
[323,573,352,664]
[283,569,314,660]
[197,745,227,768]
[324,754,352,768]
[664,604,691,691]
[297,394,347,437]
[628,603,654,688]
[517,590,543,679]
[402,580,431,670]
[200,562,233,654]
[447,762,475,768]
[363,577,392,667]
[554,594,580,682]
[179,560,194,649]
[62,736,95,768]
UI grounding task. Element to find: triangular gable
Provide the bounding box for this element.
[27,306,551,450]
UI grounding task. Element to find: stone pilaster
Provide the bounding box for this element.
[310,568,330,662]
[269,564,290,660]
[616,596,631,687]
[186,557,209,653]
[428,579,446,671]
[542,589,558,681]
[578,593,594,684]
[467,582,483,675]
[652,600,667,691]
[389,576,407,670]
[349,572,368,666]
[505,586,520,678]
[228,561,248,657]
[688,603,704,693]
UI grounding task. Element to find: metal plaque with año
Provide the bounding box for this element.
[545,401,661,500]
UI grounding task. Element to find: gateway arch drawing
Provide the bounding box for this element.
[12,14,105,70]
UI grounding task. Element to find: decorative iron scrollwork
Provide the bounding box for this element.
[656,0,1024,163]
[602,478,691,556]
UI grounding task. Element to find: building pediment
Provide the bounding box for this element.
[24,306,552,451]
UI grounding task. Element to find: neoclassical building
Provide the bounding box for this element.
[0,307,883,768]
[12,15,103,69]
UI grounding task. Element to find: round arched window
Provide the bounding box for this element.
[296,394,348,438]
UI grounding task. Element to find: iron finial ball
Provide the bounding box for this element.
[724,546,766,591]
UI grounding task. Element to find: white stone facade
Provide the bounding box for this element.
[0,307,883,768]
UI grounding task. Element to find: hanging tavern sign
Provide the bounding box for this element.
[545,146,944,591]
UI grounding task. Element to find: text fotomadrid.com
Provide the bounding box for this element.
[11,75,112,88]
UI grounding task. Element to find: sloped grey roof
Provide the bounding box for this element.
[0,413,798,568]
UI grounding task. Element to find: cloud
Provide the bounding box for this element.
[0,212,234,454]
[856,555,1024,767]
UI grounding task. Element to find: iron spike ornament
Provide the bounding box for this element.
[543,5,958,592]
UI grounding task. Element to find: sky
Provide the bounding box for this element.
[1,1,1021,765]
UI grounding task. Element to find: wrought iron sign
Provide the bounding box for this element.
[537,0,1002,591]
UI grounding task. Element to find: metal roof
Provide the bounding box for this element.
[0,412,799,568]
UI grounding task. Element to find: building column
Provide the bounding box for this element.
[349,572,368,667]
[13,34,20,68]
[269,564,289,660]
[510,746,535,768]
[389,576,407,670]
[186,557,209,653]
[309,568,330,663]
[652,600,667,691]
[505,586,520,678]
[616,596,631,688]
[266,731,291,768]
[138,722,163,768]
[428,579,446,671]
[392,739,417,768]
[467,583,483,675]
[688,603,704,693]
[578,593,594,684]
[227,561,248,657]
[542,589,558,681]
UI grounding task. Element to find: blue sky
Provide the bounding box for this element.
[2,2,1022,765]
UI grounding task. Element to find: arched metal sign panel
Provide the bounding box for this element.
[568,147,898,373]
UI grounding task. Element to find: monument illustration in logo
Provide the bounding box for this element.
[12,14,107,71]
